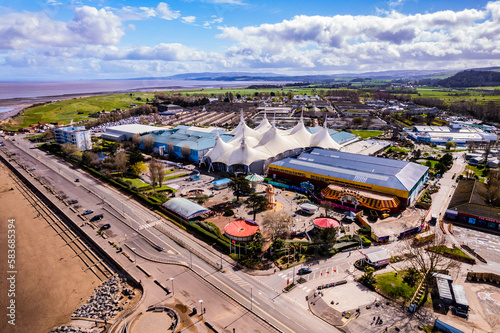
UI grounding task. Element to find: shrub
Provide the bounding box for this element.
[224,209,234,216]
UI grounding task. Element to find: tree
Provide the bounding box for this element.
[312,226,337,252]
[434,162,448,175]
[114,151,129,175]
[139,115,149,124]
[403,267,422,287]
[132,133,142,148]
[81,151,98,166]
[352,116,364,126]
[194,194,210,205]
[167,141,174,156]
[130,161,147,175]
[444,141,457,150]
[156,161,165,188]
[358,266,376,290]
[485,169,500,205]
[142,135,154,153]
[247,232,264,260]
[245,194,268,220]
[181,145,191,160]
[148,161,161,191]
[129,148,145,165]
[229,175,253,201]
[402,236,460,298]
[414,149,422,159]
[61,143,79,156]
[320,200,332,216]
[261,211,293,241]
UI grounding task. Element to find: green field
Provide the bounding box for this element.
[416,87,500,102]
[118,176,151,190]
[376,271,417,301]
[5,92,157,130]
[350,130,384,139]
[417,159,439,169]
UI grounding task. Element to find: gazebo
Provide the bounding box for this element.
[245,173,264,188]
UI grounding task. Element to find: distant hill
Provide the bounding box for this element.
[437,70,500,87]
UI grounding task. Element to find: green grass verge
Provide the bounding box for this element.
[427,246,474,261]
[349,130,384,139]
[117,176,151,190]
[376,271,417,301]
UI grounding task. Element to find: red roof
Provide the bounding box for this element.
[314,217,340,228]
[224,220,259,238]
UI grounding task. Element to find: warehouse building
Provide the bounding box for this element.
[268,148,428,210]
[408,123,497,145]
[101,124,165,141]
[445,179,500,233]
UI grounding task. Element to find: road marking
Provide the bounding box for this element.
[194,264,297,333]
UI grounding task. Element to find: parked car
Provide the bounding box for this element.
[75,178,80,182]
[68,199,78,205]
[82,209,94,215]
[28,167,36,171]
[90,214,104,222]
[100,224,111,230]
[298,267,312,275]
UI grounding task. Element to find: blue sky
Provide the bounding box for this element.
[0,0,499,80]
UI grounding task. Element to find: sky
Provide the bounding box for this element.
[0,0,499,80]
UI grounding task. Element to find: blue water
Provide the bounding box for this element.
[0,106,15,113]
[0,79,288,100]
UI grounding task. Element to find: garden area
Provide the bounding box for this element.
[426,245,475,264]
[375,270,420,302]
[349,130,384,139]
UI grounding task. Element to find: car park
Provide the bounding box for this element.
[68,199,78,204]
[82,209,94,215]
[298,267,312,275]
[90,214,104,222]
[100,224,111,230]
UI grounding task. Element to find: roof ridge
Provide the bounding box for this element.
[469,180,477,203]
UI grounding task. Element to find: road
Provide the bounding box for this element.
[2,136,340,333]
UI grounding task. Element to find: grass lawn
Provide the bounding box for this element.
[349,130,384,139]
[427,246,474,261]
[386,146,411,153]
[376,271,417,301]
[464,165,486,182]
[418,159,439,169]
[117,176,150,190]
[5,92,156,130]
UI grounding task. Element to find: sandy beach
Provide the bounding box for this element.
[0,162,100,332]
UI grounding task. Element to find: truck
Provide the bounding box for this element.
[414,230,435,245]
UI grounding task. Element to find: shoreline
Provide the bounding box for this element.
[0,82,256,123]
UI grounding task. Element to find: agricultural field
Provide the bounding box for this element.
[416,87,500,103]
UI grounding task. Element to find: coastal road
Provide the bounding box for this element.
[2,136,341,333]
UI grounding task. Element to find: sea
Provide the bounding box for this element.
[0,79,283,100]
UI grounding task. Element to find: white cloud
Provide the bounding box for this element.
[107,2,180,21]
[216,2,500,72]
[0,6,124,50]
[182,16,196,24]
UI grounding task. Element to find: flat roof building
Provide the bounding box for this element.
[408,124,497,145]
[268,148,428,207]
[54,126,92,151]
[101,124,165,141]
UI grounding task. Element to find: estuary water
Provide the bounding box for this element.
[0,79,281,100]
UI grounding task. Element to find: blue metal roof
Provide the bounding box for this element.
[270,148,428,192]
[162,198,210,220]
[212,178,232,186]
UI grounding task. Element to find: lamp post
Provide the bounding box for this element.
[170,277,174,295]
[199,300,204,317]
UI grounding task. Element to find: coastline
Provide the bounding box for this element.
[0,82,258,123]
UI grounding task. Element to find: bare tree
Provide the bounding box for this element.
[114,151,129,175]
[401,235,460,298]
[167,141,174,156]
[148,161,160,192]
[142,135,154,153]
[156,160,165,188]
[261,211,293,241]
[139,115,149,124]
[181,145,191,160]
[61,143,79,155]
[132,133,142,148]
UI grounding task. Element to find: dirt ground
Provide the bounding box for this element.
[0,162,101,332]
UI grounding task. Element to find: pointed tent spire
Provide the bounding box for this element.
[273,112,276,127]
[323,115,328,128]
[240,109,244,123]
[263,108,267,119]
[300,109,304,123]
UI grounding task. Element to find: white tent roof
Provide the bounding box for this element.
[310,125,341,150]
[256,126,301,155]
[255,116,272,132]
[214,139,271,166]
[205,134,234,161]
[289,119,312,147]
